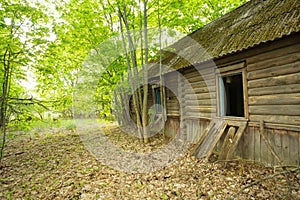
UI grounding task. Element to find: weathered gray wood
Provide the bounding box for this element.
[248,72,300,89]
[242,127,250,160]
[184,106,216,113]
[248,62,300,80]
[185,87,212,94]
[185,99,216,106]
[273,130,282,166]
[184,112,214,119]
[194,119,227,159]
[189,79,215,88]
[185,93,216,100]
[249,105,300,116]
[281,130,290,165]
[260,137,269,166]
[249,93,300,105]
[254,126,261,162]
[249,114,300,126]
[247,50,300,72]
[247,43,300,65]
[288,131,299,166]
[248,84,300,96]
[164,117,180,138]
[248,126,255,161]
[226,121,247,160]
[219,126,236,160]
[267,128,275,166]
[218,62,245,73]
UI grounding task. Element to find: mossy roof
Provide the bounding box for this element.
[154,0,300,70]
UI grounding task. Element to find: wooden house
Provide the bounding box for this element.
[137,0,300,166]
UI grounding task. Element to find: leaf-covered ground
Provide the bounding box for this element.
[0,122,299,199]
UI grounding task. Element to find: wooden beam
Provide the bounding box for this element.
[193,118,228,160]
[226,121,247,160]
[249,93,300,105]
[248,72,300,89]
[248,84,300,96]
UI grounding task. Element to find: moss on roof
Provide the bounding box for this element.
[155,0,300,70]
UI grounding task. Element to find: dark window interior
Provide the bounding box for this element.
[154,87,162,112]
[221,73,244,117]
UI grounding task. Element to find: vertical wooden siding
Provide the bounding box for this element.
[237,126,300,166]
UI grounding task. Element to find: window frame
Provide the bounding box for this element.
[152,85,163,114]
[216,63,248,119]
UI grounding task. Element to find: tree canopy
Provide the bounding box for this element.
[0,0,248,128]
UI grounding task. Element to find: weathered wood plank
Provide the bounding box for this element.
[194,119,227,159]
[164,117,180,138]
[219,126,236,160]
[184,106,216,113]
[267,128,275,166]
[248,72,300,89]
[226,122,248,160]
[249,93,300,105]
[281,130,290,165]
[249,105,300,116]
[184,112,215,119]
[248,126,255,161]
[248,62,300,80]
[247,43,300,65]
[218,62,245,73]
[189,79,215,88]
[260,130,269,166]
[254,126,261,162]
[248,84,300,96]
[273,130,282,166]
[185,99,216,106]
[288,131,299,166]
[249,114,300,126]
[185,93,216,100]
[247,50,300,72]
[242,127,250,160]
[185,87,213,94]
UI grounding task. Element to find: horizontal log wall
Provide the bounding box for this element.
[182,64,216,119]
[165,72,179,116]
[247,42,300,126]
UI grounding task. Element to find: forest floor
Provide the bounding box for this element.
[0,120,299,200]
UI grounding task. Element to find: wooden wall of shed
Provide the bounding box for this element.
[214,33,300,166]
[246,42,300,126]
[165,72,179,117]
[164,117,180,138]
[181,63,216,120]
[161,34,300,165]
[235,125,300,166]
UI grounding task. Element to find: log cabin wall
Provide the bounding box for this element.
[164,72,180,138]
[162,33,300,166]
[216,33,300,166]
[178,62,216,142]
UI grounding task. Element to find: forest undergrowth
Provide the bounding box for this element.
[0,121,299,199]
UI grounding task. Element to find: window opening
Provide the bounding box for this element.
[154,87,162,113]
[219,73,244,117]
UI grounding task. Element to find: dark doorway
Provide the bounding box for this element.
[219,73,244,117]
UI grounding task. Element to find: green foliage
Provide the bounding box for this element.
[1,0,248,128]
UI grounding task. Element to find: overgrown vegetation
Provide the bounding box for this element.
[1,0,249,160]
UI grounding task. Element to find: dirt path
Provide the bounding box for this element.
[0,122,299,199]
